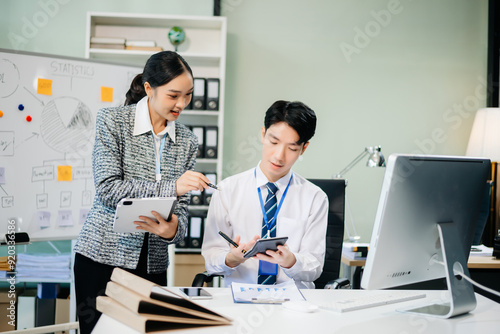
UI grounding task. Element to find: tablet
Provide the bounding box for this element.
[243,236,289,258]
[113,197,177,233]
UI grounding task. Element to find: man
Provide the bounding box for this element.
[202,100,328,289]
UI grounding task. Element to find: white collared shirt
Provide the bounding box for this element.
[202,162,328,289]
[133,96,176,161]
[134,95,175,172]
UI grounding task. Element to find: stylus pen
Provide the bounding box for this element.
[218,231,246,254]
[206,182,220,191]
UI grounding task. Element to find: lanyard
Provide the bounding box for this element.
[255,168,293,238]
[152,132,167,181]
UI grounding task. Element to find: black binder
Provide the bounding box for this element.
[189,216,204,248]
[192,78,206,110]
[206,78,220,111]
[190,187,204,206]
[191,126,205,158]
[177,221,190,248]
[203,173,217,205]
[204,126,218,159]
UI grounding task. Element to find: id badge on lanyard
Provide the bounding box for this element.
[153,132,167,181]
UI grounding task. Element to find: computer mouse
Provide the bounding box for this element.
[282,300,319,313]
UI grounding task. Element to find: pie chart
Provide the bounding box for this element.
[40,97,94,154]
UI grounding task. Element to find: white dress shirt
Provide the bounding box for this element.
[133,96,176,180]
[202,163,328,289]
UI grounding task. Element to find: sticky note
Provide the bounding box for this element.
[36,211,51,228]
[57,210,74,227]
[57,165,72,181]
[79,208,90,225]
[101,86,113,102]
[37,78,53,95]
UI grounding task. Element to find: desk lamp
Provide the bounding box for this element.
[334,146,386,242]
[466,108,500,246]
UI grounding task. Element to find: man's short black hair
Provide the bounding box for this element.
[264,100,317,145]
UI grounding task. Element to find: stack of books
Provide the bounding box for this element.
[96,268,231,333]
[15,253,71,281]
[0,256,14,278]
[90,37,163,52]
[89,37,126,49]
[342,242,369,260]
[125,40,163,52]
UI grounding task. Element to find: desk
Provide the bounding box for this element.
[92,288,500,334]
[341,255,500,289]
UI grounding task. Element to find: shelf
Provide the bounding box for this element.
[182,110,219,116]
[86,12,226,287]
[89,12,225,30]
[88,49,222,66]
[196,158,219,164]
[0,276,72,284]
[174,248,202,254]
[188,205,209,211]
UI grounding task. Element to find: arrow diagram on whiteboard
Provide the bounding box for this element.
[0,185,8,196]
[15,132,40,148]
[24,86,45,106]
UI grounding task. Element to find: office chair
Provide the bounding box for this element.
[192,179,347,289]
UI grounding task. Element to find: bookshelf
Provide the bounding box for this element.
[85,12,227,286]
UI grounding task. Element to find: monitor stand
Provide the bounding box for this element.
[400,221,477,318]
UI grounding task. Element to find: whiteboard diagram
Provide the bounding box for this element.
[0,49,141,240]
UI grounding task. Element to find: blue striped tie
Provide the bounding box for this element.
[258,182,278,284]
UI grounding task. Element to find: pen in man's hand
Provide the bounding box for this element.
[218,231,246,254]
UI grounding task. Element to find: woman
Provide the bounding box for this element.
[73,51,210,334]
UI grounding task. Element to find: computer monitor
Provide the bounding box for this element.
[361,154,490,318]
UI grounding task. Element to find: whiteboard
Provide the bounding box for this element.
[0,49,142,241]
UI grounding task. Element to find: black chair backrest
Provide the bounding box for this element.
[308,179,346,289]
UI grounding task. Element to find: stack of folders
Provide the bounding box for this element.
[342,242,369,260]
[16,253,71,281]
[96,268,231,333]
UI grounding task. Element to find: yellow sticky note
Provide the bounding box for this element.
[101,86,113,102]
[57,165,72,181]
[37,78,53,95]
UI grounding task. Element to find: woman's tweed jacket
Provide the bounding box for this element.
[74,103,197,273]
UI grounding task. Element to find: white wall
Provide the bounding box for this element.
[221,0,488,241]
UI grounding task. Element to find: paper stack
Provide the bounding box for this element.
[15,253,71,281]
[342,242,369,260]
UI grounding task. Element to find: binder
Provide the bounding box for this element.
[192,78,206,110]
[17,289,37,330]
[206,78,220,111]
[204,126,218,159]
[203,173,217,205]
[191,126,205,158]
[35,297,56,327]
[189,216,204,248]
[177,220,190,249]
[190,188,204,206]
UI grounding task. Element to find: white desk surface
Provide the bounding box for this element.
[92,288,500,334]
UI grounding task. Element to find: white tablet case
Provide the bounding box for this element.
[113,197,177,233]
